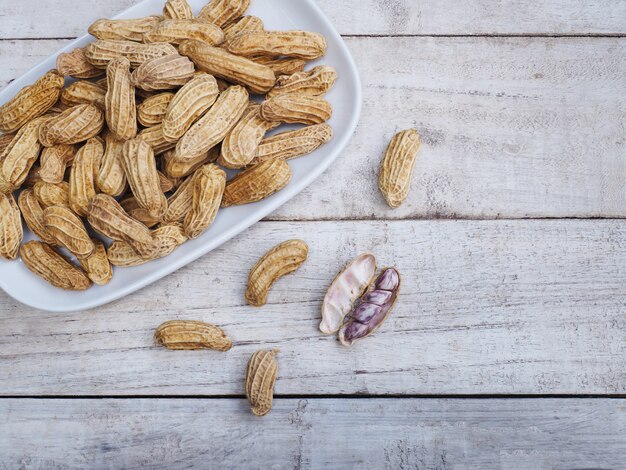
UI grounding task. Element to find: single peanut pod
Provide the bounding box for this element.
[252,124,333,165]
[162,173,196,224]
[120,196,162,228]
[245,239,308,306]
[108,223,187,266]
[105,57,137,141]
[39,144,75,184]
[131,54,195,92]
[155,320,232,351]
[221,158,291,208]
[38,104,104,147]
[144,19,224,46]
[250,55,306,77]
[163,0,194,19]
[198,0,250,27]
[87,194,156,259]
[138,124,177,154]
[97,133,127,197]
[260,94,332,125]
[0,193,23,260]
[267,66,337,99]
[57,48,103,79]
[43,206,95,260]
[122,138,168,219]
[88,16,161,42]
[378,129,421,208]
[245,349,279,417]
[176,85,248,161]
[219,104,279,169]
[85,40,178,69]
[61,81,106,109]
[69,137,104,216]
[226,30,327,60]
[179,40,275,95]
[162,73,219,142]
[223,16,264,41]
[0,134,15,155]
[0,70,65,133]
[20,241,91,290]
[163,147,219,179]
[79,239,113,286]
[34,181,70,208]
[18,189,56,245]
[137,92,175,127]
[183,164,226,239]
[1,118,44,190]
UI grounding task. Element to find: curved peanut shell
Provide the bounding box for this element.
[219,104,279,169]
[223,16,264,41]
[131,54,195,92]
[61,81,106,109]
[88,16,161,42]
[43,206,95,260]
[79,239,113,286]
[0,193,23,260]
[163,0,194,19]
[20,241,92,291]
[162,73,219,142]
[245,239,308,307]
[85,40,178,69]
[226,30,327,60]
[267,66,337,99]
[183,164,226,239]
[120,196,162,228]
[1,118,44,190]
[162,173,195,224]
[179,40,275,95]
[0,70,65,133]
[260,94,332,125]
[250,55,306,77]
[69,137,104,216]
[57,48,103,79]
[18,189,56,245]
[175,85,248,161]
[378,129,421,208]
[39,144,76,184]
[155,320,232,351]
[252,123,333,165]
[97,133,127,197]
[138,92,175,127]
[138,124,178,155]
[144,19,224,46]
[34,181,70,208]
[108,223,187,267]
[221,158,291,208]
[39,104,104,147]
[163,147,219,179]
[104,58,137,141]
[198,0,250,27]
[245,349,279,417]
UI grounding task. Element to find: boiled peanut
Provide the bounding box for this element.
[267,66,337,98]
[85,40,178,69]
[107,223,187,266]
[252,123,333,165]
[198,0,250,27]
[183,164,226,239]
[260,93,332,125]
[17,189,56,246]
[39,104,104,147]
[61,81,106,109]
[43,205,95,260]
[221,158,291,207]
[0,193,23,260]
[20,241,92,291]
[88,16,161,42]
[97,132,127,197]
[378,129,421,208]
[245,349,279,416]
[69,137,104,216]
[131,54,195,92]
[226,30,327,60]
[57,48,103,79]
[79,239,113,286]
[137,92,175,127]
[155,320,232,351]
[163,0,194,19]
[105,57,137,141]
[144,19,224,46]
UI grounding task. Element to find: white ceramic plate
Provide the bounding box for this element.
[0,0,361,312]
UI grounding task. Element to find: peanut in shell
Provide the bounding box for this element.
[138,92,175,127]
[260,93,332,125]
[97,133,127,197]
[0,193,23,260]
[69,137,104,216]
[88,16,161,42]
[198,0,250,27]
[245,349,279,416]
[38,104,105,147]
[223,16,264,41]
[226,30,327,60]
[131,54,196,92]
[18,189,56,246]
[20,241,92,291]
[183,164,226,239]
[79,239,113,286]
[108,224,187,267]
[43,205,95,260]
[57,48,103,79]
[221,157,291,208]
[105,57,137,141]
[163,0,194,19]
[144,19,224,46]
[378,129,421,208]
[155,320,232,351]
[61,81,106,109]
[252,123,333,165]
[1,118,44,190]
[267,66,337,98]
[85,40,178,69]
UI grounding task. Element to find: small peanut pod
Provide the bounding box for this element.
[163,146,219,179]
[260,94,332,125]
[219,104,279,169]
[107,223,187,267]
[1,118,44,190]
[20,241,92,291]
[378,129,421,208]
[179,40,275,95]
[120,197,161,228]
[221,158,291,208]
[252,123,333,165]
[267,66,337,99]
[85,40,178,69]
[38,104,105,147]
[0,70,65,133]
[69,137,103,216]
[250,55,306,77]
[183,164,226,239]
[34,181,70,208]
[0,193,23,260]
[122,138,168,219]
[338,268,401,346]
[162,73,219,142]
[56,48,103,79]
[223,16,264,41]
[97,133,127,197]
[155,320,232,351]
[162,173,195,224]
[61,81,106,109]
[176,85,249,161]
[138,124,177,155]
[43,206,95,260]
[88,16,161,42]
[131,54,195,92]
[226,30,327,60]
[245,239,308,307]
[39,144,76,184]
[245,349,279,417]
[144,19,225,46]
[198,0,250,27]
[18,189,56,245]
[105,57,137,141]
[79,239,113,286]
[163,0,194,19]
[137,92,175,127]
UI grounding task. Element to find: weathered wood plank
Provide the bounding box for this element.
[1,398,625,469]
[1,0,625,38]
[1,220,625,395]
[1,37,624,219]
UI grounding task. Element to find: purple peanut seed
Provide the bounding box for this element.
[350,302,383,323]
[375,268,399,291]
[360,289,392,306]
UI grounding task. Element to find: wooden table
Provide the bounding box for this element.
[1,1,625,468]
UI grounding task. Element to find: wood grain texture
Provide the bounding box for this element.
[1,398,625,469]
[1,0,625,38]
[1,220,624,395]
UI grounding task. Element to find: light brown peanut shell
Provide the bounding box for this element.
[105,57,137,141]
[88,16,161,42]
[221,158,291,208]
[183,164,226,239]
[79,239,113,286]
[120,196,162,228]
[61,81,106,109]
[226,30,327,60]
[155,320,232,351]
[18,189,56,245]
[22,165,44,188]
[252,123,333,165]
[34,181,70,208]
[69,137,104,216]
[97,133,127,197]
[267,66,337,98]
[162,172,196,224]
[20,241,92,290]
[250,55,306,77]
[144,19,224,46]
[39,104,104,147]
[39,144,76,184]
[163,0,194,19]
[137,92,175,127]
[108,223,187,266]
[158,171,177,193]
[198,0,250,27]
[245,349,279,416]
[378,129,421,208]
[163,146,219,179]
[57,48,103,79]
[138,124,177,154]
[1,118,44,190]
[43,206,95,260]
[0,134,15,155]
[260,94,332,125]
[223,16,264,41]
[245,239,308,307]
[179,40,275,95]
[0,193,23,260]
[85,40,178,69]
[131,54,195,92]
